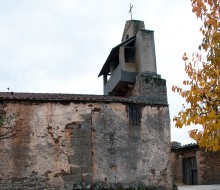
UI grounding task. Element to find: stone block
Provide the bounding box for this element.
[68,155,91,166]
[62,174,82,183]
[71,137,92,146]
[72,129,91,138]
[70,166,91,174]
[82,174,91,184]
[80,122,90,130]
[65,124,81,129]
[74,146,91,155]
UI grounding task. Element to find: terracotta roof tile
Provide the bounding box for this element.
[0,92,168,106]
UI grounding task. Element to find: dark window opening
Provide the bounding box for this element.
[125,47,135,63]
[128,104,141,125]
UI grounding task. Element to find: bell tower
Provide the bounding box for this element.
[98,20,165,103]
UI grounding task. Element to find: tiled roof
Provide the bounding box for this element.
[0,92,168,105]
[171,142,199,151]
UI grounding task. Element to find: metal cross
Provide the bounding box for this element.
[128,3,133,20]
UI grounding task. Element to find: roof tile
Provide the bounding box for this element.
[0,92,168,106]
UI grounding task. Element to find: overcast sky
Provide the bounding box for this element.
[0,0,203,145]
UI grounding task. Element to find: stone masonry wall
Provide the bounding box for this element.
[127,73,167,105]
[172,148,220,185]
[198,150,220,184]
[171,149,196,185]
[0,100,171,189]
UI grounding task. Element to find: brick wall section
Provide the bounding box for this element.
[172,146,220,185]
[170,152,183,185]
[171,151,195,185]
[200,150,220,184]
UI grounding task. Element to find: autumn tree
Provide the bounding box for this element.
[172,0,220,151]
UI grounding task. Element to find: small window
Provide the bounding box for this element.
[126,34,129,40]
[128,104,141,125]
[125,47,135,63]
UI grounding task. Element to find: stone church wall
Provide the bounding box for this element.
[0,99,171,189]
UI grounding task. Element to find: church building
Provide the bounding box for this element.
[0,20,172,190]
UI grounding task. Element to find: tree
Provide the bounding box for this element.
[172,0,220,151]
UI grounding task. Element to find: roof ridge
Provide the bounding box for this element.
[0,92,168,106]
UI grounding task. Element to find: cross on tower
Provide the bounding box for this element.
[128,4,133,20]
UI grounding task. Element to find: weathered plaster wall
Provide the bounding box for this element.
[0,101,171,189]
[92,104,171,189]
[135,30,157,74]
[122,20,145,42]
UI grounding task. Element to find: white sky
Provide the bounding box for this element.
[0,0,203,145]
